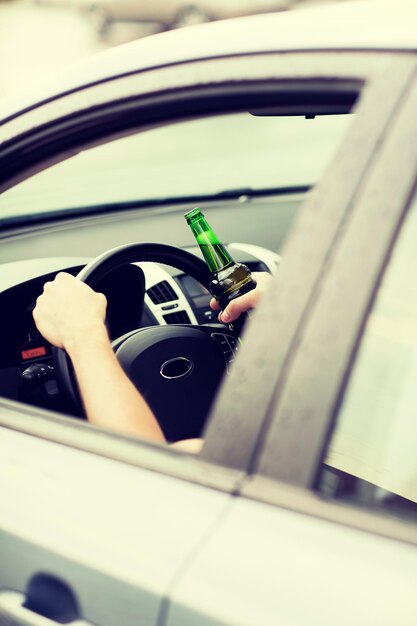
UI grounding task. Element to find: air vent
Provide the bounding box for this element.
[163,311,191,325]
[147,280,178,304]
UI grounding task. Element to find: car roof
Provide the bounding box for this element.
[1,0,416,123]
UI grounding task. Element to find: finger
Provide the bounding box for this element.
[97,292,108,310]
[56,272,73,281]
[32,304,39,323]
[33,293,47,317]
[210,297,220,311]
[219,291,258,323]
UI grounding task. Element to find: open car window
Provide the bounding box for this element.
[0,69,370,475]
[319,185,417,520]
[0,112,352,223]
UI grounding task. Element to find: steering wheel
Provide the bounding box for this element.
[53,242,240,442]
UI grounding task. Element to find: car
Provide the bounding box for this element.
[1,1,417,624]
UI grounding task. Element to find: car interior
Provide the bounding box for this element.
[0,94,357,442]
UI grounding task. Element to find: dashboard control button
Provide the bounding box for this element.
[21,363,54,386]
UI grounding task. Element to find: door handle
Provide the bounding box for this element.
[0,591,94,626]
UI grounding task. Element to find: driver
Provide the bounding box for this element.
[33,271,272,453]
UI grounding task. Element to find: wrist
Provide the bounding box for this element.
[64,324,110,359]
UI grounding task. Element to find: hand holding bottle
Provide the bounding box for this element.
[209,271,273,324]
[185,207,264,333]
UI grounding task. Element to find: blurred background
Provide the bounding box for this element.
[0,0,347,102]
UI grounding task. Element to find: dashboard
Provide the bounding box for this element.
[0,243,279,417]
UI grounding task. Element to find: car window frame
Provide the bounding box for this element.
[0,51,415,492]
[0,52,387,191]
[252,65,417,513]
[202,52,417,469]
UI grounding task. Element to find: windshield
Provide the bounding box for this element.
[0,112,352,224]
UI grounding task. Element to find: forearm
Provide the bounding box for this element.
[66,328,165,442]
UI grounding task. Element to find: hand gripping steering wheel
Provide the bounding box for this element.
[53,243,240,442]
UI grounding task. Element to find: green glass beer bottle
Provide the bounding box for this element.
[185,207,256,334]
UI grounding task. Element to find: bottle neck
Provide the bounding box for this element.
[189,217,234,274]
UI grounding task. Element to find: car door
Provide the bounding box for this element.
[0,410,241,626]
[164,63,417,626]
[0,50,416,626]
